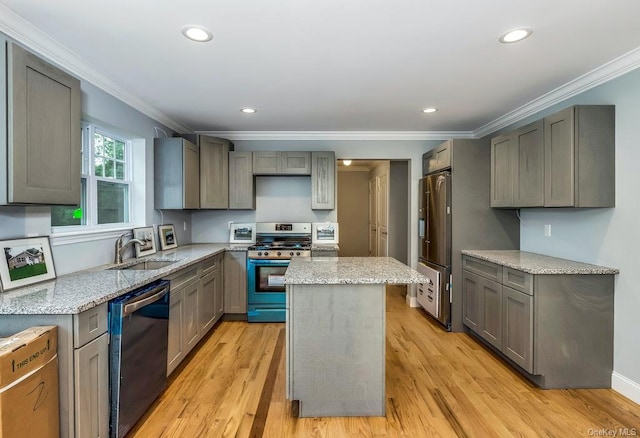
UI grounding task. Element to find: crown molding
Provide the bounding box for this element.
[473,46,640,138]
[0,4,193,134]
[197,130,475,141]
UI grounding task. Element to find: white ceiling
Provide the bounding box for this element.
[1,1,640,137]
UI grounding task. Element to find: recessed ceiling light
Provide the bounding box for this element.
[422,108,438,114]
[181,25,213,42]
[499,27,533,43]
[241,108,257,114]
[343,160,352,166]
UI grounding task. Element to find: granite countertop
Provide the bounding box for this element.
[284,257,428,285]
[311,244,340,251]
[0,243,230,315]
[461,250,619,275]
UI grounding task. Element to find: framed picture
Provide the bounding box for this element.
[133,227,157,257]
[158,224,178,250]
[0,236,56,291]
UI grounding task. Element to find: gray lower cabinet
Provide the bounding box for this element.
[462,255,613,388]
[229,151,255,209]
[253,151,311,175]
[1,39,81,205]
[74,333,109,438]
[0,303,109,438]
[311,151,336,210]
[198,254,224,334]
[166,264,200,375]
[224,251,247,314]
[154,137,200,209]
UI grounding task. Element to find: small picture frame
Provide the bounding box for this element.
[0,236,56,291]
[158,224,178,250]
[133,227,157,257]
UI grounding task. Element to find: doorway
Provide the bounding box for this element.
[337,159,409,264]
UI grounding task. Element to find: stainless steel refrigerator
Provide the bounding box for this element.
[417,171,452,330]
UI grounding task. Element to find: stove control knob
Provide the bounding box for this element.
[277,251,282,256]
[296,251,301,256]
[290,251,294,256]
[264,252,269,256]
[257,251,262,256]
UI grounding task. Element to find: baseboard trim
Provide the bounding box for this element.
[612,372,640,405]
[406,295,419,308]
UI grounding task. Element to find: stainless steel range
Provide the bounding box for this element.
[247,222,311,322]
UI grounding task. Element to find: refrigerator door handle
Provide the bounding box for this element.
[418,218,425,238]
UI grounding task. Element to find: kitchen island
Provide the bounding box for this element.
[284,257,428,417]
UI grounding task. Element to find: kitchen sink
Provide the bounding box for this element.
[111,260,177,270]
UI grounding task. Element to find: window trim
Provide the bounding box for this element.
[50,122,135,240]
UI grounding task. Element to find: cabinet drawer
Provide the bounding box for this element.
[167,266,199,291]
[73,303,108,348]
[462,256,502,282]
[502,268,533,296]
[201,254,221,276]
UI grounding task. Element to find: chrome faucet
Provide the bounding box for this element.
[114,233,145,264]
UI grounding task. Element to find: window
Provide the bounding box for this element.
[51,123,132,230]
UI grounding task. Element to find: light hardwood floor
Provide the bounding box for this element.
[130,286,640,437]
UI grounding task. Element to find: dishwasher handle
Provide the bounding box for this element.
[123,284,169,316]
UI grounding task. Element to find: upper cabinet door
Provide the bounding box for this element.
[229,151,255,209]
[513,120,544,207]
[278,152,311,175]
[311,151,335,210]
[200,135,231,209]
[7,42,81,205]
[544,107,575,207]
[253,151,278,174]
[490,134,514,207]
[183,141,201,209]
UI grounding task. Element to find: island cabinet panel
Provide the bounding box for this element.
[287,283,385,417]
[2,40,81,205]
[224,251,247,314]
[462,254,614,388]
[311,151,335,210]
[229,151,255,209]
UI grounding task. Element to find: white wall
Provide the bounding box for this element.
[487,67,640,403]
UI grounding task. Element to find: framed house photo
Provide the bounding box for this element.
[158,224,178,250]
[0,236,56,291]
[133,226,157,257]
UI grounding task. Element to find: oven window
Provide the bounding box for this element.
[256,265,288,292]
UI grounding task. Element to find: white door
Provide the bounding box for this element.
[377,173,389,256]
[368,177,378,256]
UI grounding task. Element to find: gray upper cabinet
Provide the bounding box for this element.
[311,151,335,210]
[154,137,200,209]
[229,151,255,209]
[490,135,514,207]
[544,105,615,207]
[200,135,232,209]
[491,105,614,209]
[422,140,452,175]
[2,41,81,205]
[491,120,543,207]
[253,151,311,175]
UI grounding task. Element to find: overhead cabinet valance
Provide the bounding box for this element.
[490,105,615,208]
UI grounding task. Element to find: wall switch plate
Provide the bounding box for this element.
[544,224,551,237]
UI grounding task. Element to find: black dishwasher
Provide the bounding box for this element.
[109,279,170,438]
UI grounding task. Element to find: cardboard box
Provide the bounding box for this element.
[0,326,59,438]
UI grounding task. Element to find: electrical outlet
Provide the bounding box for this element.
[544,224,551,237]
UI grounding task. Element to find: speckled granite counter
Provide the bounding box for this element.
[0,243,230,315]
[310,244,340,251]
[461,250,618,275]
[284,256,428,284]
